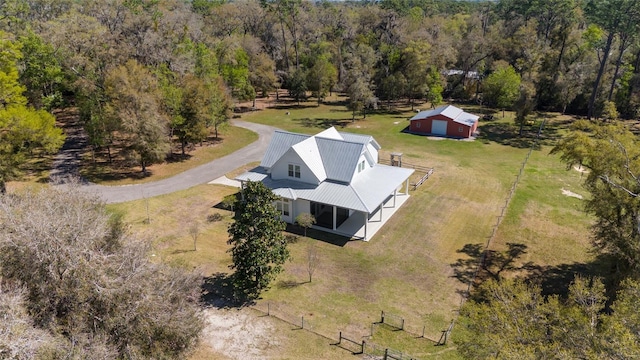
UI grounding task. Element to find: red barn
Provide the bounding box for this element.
[409,105,479,139]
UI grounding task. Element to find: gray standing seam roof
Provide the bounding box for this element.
[260,131,310,168]
[315,137,365,183]
[239,128,414,213]
[235,164,414,213]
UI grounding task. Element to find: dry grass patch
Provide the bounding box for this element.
[107,184,238,274]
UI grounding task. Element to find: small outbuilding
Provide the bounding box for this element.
[409,105,479,139]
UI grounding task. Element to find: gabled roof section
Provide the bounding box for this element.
[452,112,479,127]
[339,132,381,150]
[316,127,344,140]
[292,137,327,181]
[260,130,310,168]
[409,105,479,127]
[316,137,365,183]
[259,127,381,184]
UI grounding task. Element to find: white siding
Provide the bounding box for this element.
[350,154,369,181]
[292,138,327,181]
[367,142,379,163]
[293,199,311,220]
[271,149,320,185]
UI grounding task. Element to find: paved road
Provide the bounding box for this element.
[54,121,278,204]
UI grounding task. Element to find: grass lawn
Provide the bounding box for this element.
[81,124,258,185]
[109,97,593,359]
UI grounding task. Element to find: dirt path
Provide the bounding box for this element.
[202,308,281,360]
[53,120,278,204]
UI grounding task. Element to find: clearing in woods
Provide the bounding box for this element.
[110,95,593,359]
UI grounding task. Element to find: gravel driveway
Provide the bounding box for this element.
[52,120,278,204]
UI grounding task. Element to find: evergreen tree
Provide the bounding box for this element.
[228,181,290,299]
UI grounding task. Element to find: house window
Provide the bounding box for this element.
[288,164,300,178]
[458,126,463,132]
[275,198,290,217]
[416,122,421,128]
[358,160,366,173]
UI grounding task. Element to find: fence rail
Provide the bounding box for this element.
[249,302,448,360]
[411,168,434,190]
[380,310,404,330]
[336,331,364,354]
[451,118,548,337]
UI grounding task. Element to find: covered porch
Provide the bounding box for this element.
[309,191,410,241]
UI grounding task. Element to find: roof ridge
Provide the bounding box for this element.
[314,136,366,147]
[351,184,373,213]
[274,129,311,137]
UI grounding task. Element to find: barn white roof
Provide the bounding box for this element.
[410,105,479,127]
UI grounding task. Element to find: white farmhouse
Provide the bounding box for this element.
[236,127,414,241]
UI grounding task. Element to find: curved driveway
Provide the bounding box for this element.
[74,121,278,204]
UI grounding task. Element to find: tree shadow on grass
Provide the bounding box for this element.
[523,254,613,298]
[276,280,304,289]
[294,117,351,129]
[452,243,612,299]
[477,123,539,149]
[82,163,153,182]
[477,118,562,149]
[271,103,318,110]
[451,243,532,291]
[201,272,255,309]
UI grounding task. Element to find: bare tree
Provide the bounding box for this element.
[307,243,320,283]
[189,221,200,251]
[0,184,204,358]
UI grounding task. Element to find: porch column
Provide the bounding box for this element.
[240,181,245,201]
[379,203,383,221]
[363,211,368,240]
[332,206,337,230]
[405,178,409,194]
[393,189,397,207]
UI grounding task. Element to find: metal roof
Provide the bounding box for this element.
[339,132,381,150]
[260,131,310,168]
[409,105,479,128]
[316,127,343,140]
[259,127,374,183]
[292,137,327,181]
[238,127,413,212]
[235,164,414,213]
[351,164,415,212]
[316,137,365,183]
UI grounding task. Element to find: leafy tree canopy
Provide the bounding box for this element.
[456,277,640,359]
[228,181,290,299]
[552,120,640,276]
[482,62,521,110]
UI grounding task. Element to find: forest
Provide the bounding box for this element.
[2,0,640,184]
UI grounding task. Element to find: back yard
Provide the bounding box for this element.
[109,97,593,359]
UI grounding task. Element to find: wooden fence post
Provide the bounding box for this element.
[381,310,385,324]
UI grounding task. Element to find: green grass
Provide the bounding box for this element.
[109,98,593,359]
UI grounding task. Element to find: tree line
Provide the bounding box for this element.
[2,0,640,178]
